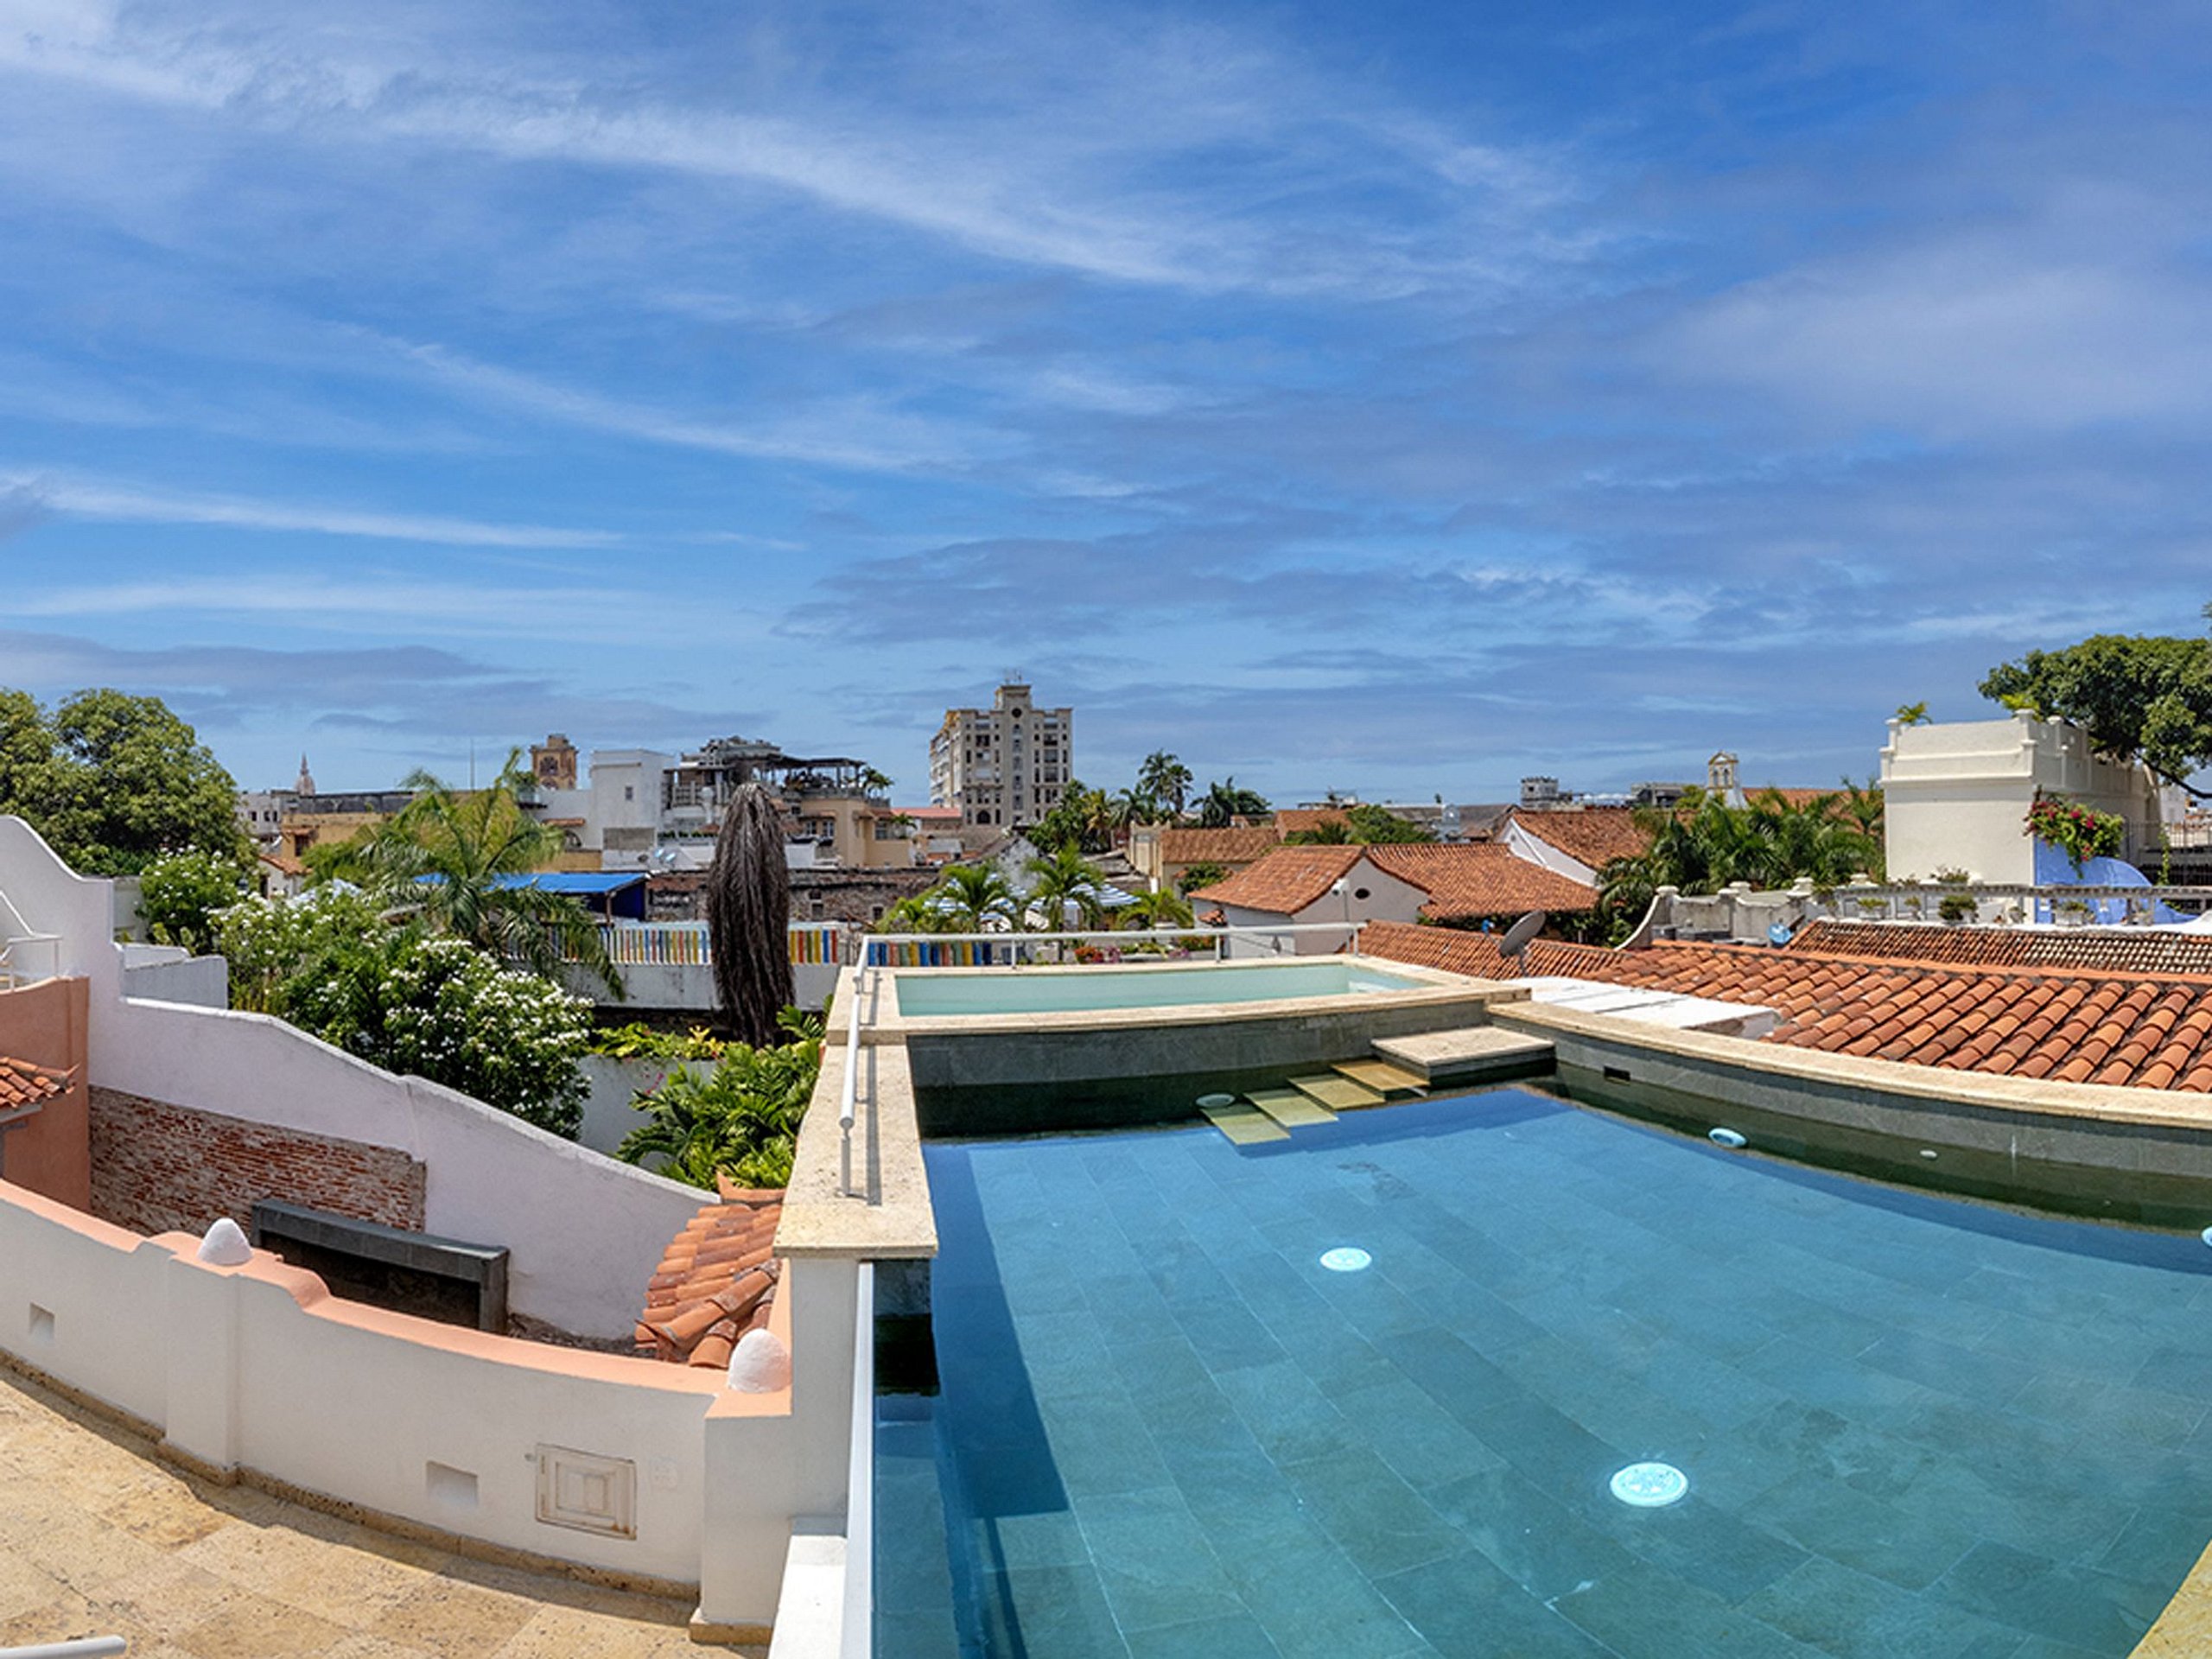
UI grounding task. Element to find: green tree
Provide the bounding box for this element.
[1176,860,1227,894]
[216,889,591,1135]
[137,849,249,956]
[353,753,620,997]
[1285,804,1433,845]
[617,1010,820,1190]
[1894,702,1931,726]
[1196,778,1270,829]
[926,863,1019,931]
[1136,752,1193,818]
[1980,624,2212,797]
[1122,887,1194,929]
[1594,788,1883,942]
[1024,842,1109,930]
[0,687,248,874]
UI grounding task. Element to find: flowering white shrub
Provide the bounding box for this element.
[217,892,590,1136]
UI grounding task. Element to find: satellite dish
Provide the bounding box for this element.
[1499,911,1547,967]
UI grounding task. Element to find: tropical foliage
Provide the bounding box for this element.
[587,1021,728,1062]
[137,848,251,955]
[2026,794,2126,872]
[346,753,620,996]
[0,687,250,874]
[1120,887,1194,929]
[617,1007,822,1190]
[1284,803,1433,845]
[706,781,794,1046]
[216,888,591,1135]
[1023,843,1109,929]
[1980,620,2212,797]
[1593,787,1885,940]
[1175,860,1227,895]
[1137,751,1193,818]
[1196,778,1271,828]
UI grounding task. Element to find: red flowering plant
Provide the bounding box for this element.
[2025,794,2126,874]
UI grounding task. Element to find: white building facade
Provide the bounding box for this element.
[928,683,1072,829]
[1880,713,2165,882]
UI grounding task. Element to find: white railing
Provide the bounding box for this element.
[857,919,1363,967]
[839,1262,877,1659]
[839,963,868,1199]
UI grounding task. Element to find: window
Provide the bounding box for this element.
[624,785,634,802]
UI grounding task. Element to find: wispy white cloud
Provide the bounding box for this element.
[390,342,1007,475]
[5,469,623,548]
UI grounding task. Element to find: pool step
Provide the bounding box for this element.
[1246,1086,1338,1129]
[1371,1027,1555,1086]
[1331,1058,1428,1098]
[1199,1099,1291,1145]
[1288,1073,1386,1113]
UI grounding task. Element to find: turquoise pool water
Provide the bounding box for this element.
[877,1090,2212,1656]
[893,960,1429,1018]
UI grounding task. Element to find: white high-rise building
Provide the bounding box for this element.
[928,683,1072,829]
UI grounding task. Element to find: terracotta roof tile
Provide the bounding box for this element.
[1274,808,1351,835]
[1365,844,1599,921]
[1189,846,1365,915]
[1505,807,1652,871]
[0,1056,66,1113]
[1158,825,1286,866]
[1357,920,2212,1096]
[637,1189,782,1366]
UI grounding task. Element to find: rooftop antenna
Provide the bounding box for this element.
[1497,911,1547,976]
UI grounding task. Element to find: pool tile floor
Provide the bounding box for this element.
[880,1089,2212,1656]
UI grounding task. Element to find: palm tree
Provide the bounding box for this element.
[1138,752,1193,819]
[1197,778,1270,829]
[707,781,794,1047]
[1122,887,1194,930]
[930,863,1019,931]
[1024,842,1108,931]
[355,753,620,996]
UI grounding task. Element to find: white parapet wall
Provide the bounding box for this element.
[0,815,705,1341]
[0,1174,806,1605]
[92,1000,705,1339]
[1881,713,2163,883]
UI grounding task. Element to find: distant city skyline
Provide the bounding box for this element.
[5,2,2208,804]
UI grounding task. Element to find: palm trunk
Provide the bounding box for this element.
[708,782,793,1046]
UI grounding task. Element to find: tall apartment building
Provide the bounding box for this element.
[929,683,1071,828]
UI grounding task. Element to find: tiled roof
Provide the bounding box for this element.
[1792,920,2212,978]
[1159,825,1285,865]
[0,1056,66,1113]
[1358,921,2212,1093]
[635,1186,782,1369]
[1191,846,1364,914]
[1507,807,1652,871]
[1194,845,1596,921]
[1275,808,1351,835]
[1363,845,1599,921]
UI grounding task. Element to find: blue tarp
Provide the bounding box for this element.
[2030,841,2189,925]
[416,870,649,919]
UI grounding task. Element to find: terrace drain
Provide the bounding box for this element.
[1610,1462,1688,1508]
[1319,1247,1372,1273]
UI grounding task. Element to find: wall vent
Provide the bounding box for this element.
[535,1444,638,1539]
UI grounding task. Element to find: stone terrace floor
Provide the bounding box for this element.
[0,1367,755,1659]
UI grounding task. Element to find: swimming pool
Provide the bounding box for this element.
[877,1089,2212,1656]
[892,959,1433,1018]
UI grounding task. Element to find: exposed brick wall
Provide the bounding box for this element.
[88,1087,426,1238]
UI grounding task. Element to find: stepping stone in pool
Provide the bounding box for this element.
[1247,1086,1338,1129]
[1290,1073,1386,1113]
[1199,1100,1290,1144]
[1330,1058,1428,1098]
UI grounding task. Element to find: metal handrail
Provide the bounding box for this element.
[0,1638,129,1657]
[837,964,867,1199]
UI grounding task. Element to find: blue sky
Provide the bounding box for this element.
[3,1,2209,804]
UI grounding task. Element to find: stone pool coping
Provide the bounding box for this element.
[855,954,1506,1043]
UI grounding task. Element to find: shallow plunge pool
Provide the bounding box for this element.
[889,957,1432,1018]
[877,1088,2212,1657]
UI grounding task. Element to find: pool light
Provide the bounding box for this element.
[1610,1462,1689,1508]
[1707,1128,1747,1150]
[2200,1226,2212,1249]
[1319,1247,1372,1273]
